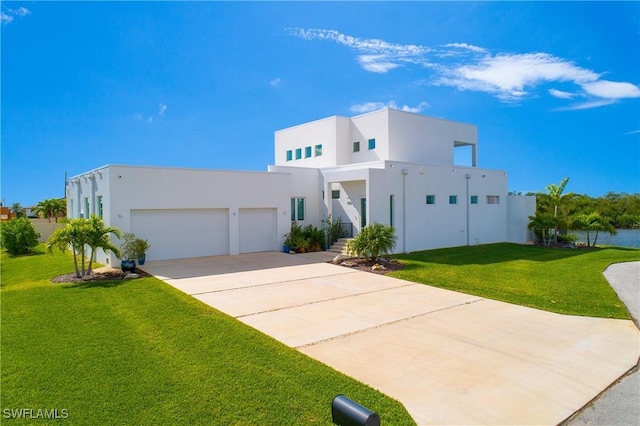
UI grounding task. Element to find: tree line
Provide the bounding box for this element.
[524,177,640,246]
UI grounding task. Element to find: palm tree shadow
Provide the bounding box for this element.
[62,279,129,289]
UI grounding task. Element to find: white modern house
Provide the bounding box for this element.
[67,108,535,267]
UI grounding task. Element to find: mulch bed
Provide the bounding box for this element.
[333,257,405,275]
[51,267,149,283]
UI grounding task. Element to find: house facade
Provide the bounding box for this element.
[66,108,535,266]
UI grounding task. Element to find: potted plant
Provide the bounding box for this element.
[119,232,138,272]
[132,237,150,265]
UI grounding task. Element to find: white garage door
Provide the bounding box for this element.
[239,208,276,253]
[131,209,229,260]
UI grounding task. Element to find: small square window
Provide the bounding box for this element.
[295,148,302,160]
[315,144,322,156]
[368,138,376,150]
[286,150,293,161]
[305,146,312,158]
[487,195,500,204]
[449,195,458,205]
[353,141,360,152]
[470,195,478,204]
[331,190,340,199]
[426,195,435,205]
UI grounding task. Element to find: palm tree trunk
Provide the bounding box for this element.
[72,244,81,278]
[87,250,95,275]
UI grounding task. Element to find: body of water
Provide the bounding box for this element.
[571,228,640,248]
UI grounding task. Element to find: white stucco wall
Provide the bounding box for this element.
[387,108,477,167]
[68,165,291,266]
[507,195,537,243]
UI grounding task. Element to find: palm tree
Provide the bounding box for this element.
[572,213,617,247]
[47,218,91,277]
[85,215,121,275]
[538,177,574,244]
[47,216,121,278]
[34,198,67,222]
[528,213,555,246]
[9,202,25,218]
[346,223,397,261]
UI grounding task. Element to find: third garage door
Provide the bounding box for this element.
[239,208,276,253]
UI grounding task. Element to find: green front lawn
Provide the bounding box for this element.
[391,243,639,319]
[1,247,415,425]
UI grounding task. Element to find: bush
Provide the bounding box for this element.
[322,214,346,244]
[0,218,41,255]
[346,223,397,261]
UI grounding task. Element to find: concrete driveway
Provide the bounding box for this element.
[142,252,640,425]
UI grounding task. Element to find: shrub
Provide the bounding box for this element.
[346,223,397,261]
[322,214,346,244]
[283,223,309,252]
[303,225,325,252]
[0,218,41,255]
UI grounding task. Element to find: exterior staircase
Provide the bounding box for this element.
[327,238,353,255]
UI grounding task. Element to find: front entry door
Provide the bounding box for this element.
[360,198,367,229]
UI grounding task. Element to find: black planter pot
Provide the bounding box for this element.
[121,260,136,272]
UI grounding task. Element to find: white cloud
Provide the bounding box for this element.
[0,12,13,23]
[158,103,167,117]
[549,89,576,99]
[270,77,281,87]
[555,99,618,111]
[357,55,400,73]
[289,27,639,109]
[444,43,487,53]
[623,129,640,136]
[287,27,429,73]
[581,80,640,99]
[15,7,31,17]
[351,101,429,114]
[1,6,30,24]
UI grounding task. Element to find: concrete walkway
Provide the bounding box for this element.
[142,253,640,425]
[566,262,640,426]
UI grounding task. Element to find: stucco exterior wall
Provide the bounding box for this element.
[68,165,290,266]
[387,108,477,166]
[507,195,537,243]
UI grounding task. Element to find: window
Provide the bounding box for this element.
[295,148,302,160]
[315,144,322,156]
[286,150,293,161]
[389,194,395,227]
[97,196,103,218]
[84,197,90,218]
[291,197,305,221]
[353,141,360,152]
[470,195,478,204]
[331,190,340,199]
[487,195,500,204]
[449,195,458,205]
[368,138,376,150]
[426,195,436,205]
[305,146,312,158]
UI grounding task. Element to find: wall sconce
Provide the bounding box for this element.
[419,170,424,174]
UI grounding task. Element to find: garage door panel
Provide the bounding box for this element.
[131,209,229,260]
[239,208,276,253]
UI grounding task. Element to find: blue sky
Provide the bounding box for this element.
[2,1,639,207]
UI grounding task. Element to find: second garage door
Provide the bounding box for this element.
[239,208,276,253]
[131,209,229,260]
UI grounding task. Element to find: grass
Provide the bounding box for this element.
[1,246,415,425]
[391,243,639,319]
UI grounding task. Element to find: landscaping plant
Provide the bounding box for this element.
[0,217,41,255]
[346,223,397,262]
[47,216,121,278]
